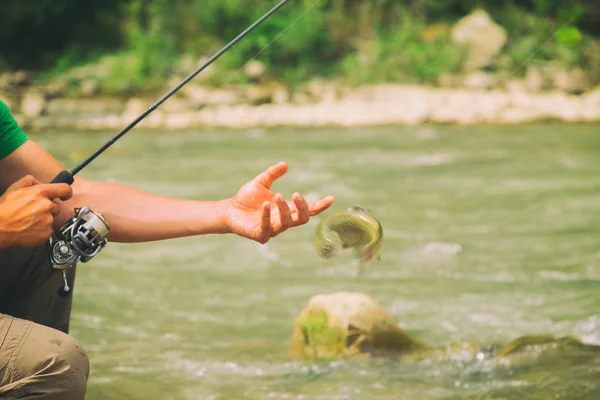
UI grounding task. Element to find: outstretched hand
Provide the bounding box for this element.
[224,161,334,244]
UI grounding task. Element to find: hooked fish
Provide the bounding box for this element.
[314,206,383,275]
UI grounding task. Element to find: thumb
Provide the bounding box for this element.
[254,161,288,188]
[6,175,41,191]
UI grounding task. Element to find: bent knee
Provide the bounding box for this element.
[35,327,90,399]
[5,320,90,400]
[42,331,90,391]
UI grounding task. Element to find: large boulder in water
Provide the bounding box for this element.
[451,9,507,72]
[288,292,424,361]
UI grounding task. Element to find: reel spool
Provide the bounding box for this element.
[48,206,110,270]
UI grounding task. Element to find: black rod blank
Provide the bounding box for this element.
[51,0,292,184]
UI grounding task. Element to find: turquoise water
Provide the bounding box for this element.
[34,123,600,399]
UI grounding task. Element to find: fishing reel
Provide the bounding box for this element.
[48,206,110,270]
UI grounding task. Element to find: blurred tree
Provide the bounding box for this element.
[0,0,598,86]
[0,0,127,70]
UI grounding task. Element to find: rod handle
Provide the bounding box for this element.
[51,170,74,185]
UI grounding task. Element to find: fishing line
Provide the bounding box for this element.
[46,0,310,274]
[44,1,585,278]
[490,12,583,88]
[50,0,296,185]
[216,3,584,110]
[49,0,576,188]
[214,0,324,90]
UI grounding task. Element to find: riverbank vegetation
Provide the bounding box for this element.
[2,0,599,97]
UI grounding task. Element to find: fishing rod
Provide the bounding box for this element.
[51,0,292,185]
[48,0,294,283]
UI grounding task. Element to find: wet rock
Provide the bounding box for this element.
[20,90,46,118]
[288,292,424,361]
[451,9,507,71]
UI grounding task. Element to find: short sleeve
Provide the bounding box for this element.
[0,100,29,159]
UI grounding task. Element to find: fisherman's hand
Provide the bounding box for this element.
[224,161,334,244]
[0,175,73,248]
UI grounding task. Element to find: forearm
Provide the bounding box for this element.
[61,178,232,243]
[0,140,232,243]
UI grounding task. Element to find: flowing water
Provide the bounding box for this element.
[34,123,600,399]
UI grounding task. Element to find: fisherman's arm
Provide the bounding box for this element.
[0,139,234,243]
[0,139,333,243]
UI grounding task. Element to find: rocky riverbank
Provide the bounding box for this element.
[2,8,599,130]
[3,80,599,131]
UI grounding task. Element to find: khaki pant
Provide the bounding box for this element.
[0,246,89,399]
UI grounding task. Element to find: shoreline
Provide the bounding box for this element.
[3,8,599,131]
[5,82,600,131]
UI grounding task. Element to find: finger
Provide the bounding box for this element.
[38,183,74,201]
[275,193,293,232]
[50,200,61,217]
[259,200,272,243]
[7,175,40,191]
[293,192,310,225]
[254,161,288,189]
[308,195,335,216]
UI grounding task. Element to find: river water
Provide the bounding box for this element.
[34,123,600,399]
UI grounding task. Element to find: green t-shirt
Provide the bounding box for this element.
[0,99,29,159]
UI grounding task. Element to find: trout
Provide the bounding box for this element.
[314,206,383,275]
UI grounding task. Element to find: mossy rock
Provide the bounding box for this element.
[288,292,425,361]
[288,292,600,367]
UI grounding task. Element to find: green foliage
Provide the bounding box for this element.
[298,311,346,360]
[0,0,127,69]
[3,0,599,91]
[338,16,466,85]
[555,26,583,49]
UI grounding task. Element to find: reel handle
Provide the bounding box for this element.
[51,170,74,185]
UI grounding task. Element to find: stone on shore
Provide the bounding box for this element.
[20,90,46,118]
[7,80,600,130]
[451,9,507,71]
